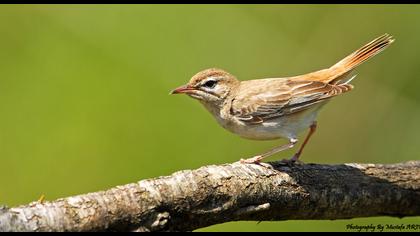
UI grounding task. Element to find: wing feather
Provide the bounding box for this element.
[231,78,352,124]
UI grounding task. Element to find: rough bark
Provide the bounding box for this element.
[0,161,419,232]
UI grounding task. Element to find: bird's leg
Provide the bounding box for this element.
[283,121,317,164]
[240,138,298,165]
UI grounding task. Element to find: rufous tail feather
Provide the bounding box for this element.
[327,33,394,85]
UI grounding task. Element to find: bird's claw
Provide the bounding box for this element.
[239,157,273,169]
[280,155,305,166]
[240,156,261,164]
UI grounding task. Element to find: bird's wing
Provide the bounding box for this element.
[230,78,353,124]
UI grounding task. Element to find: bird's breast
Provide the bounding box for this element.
[223,118,294,140]
[222,108,322,141]
[200,100,322,141]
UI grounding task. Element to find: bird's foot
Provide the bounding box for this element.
[239,156,273,169]
[239,155,263,164]
[280,155,305,166]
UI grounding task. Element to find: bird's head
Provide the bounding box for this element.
[170,68,240,105]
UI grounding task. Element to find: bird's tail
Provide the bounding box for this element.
[325,33,395,85]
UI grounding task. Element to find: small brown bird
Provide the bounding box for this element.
[171,34,394,165]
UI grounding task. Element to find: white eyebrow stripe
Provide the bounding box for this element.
[206,76,222,81]
[200,77,221,86]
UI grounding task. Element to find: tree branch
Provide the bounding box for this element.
[1,161,419,232]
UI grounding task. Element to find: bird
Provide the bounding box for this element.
[170,34,394,165]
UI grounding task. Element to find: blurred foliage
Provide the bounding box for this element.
[0,4,419,232]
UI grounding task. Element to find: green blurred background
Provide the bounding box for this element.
[0,4,419,232]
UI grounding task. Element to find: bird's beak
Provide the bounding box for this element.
[170,84,196,95]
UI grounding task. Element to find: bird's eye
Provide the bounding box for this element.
[202,80,217,89]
